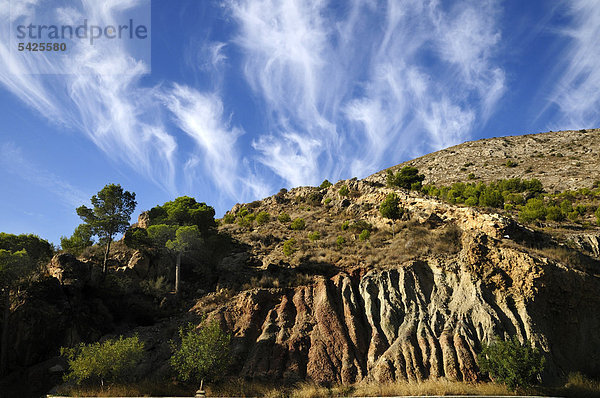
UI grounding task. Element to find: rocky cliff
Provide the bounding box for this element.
[176,164,600,385]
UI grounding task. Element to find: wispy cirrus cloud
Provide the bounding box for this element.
[164,83,250,199]
[546,0,600,129]
[0,142,89,208]
[229,0,506,186]
[0,0,178,193]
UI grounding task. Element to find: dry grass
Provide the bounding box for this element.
[53,374,600,397]
[205,378,515,397]
[548,372,600,398]
[291,379,513,397]
[55,380,192,397]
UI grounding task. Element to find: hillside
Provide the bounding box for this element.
[367,128,600,193]
[3,128,600,397]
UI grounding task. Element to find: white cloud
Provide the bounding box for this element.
[546,0,600,129]
[230,0,506,185]
[163,84,244,198]
[0,0,177,193]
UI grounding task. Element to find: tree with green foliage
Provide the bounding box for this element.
[256,211,271,225]
[0,233,52,375]
[319,179,333,189]
[170,320,231,387]
[147,224,202,295]
[166,226,203,295]
[60,224,95,256]
[148,196,215,234]
[519,198,547,223]
[61,335,144,387]
[379,193,403,237]
[386,166,425,189]
[77,184,137,275]
[338,185,350,197]
[478,336,545,391]
[123,227,151,250]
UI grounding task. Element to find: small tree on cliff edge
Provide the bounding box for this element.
[77,184,136,275]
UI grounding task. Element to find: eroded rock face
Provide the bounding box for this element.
[205,233,600,384]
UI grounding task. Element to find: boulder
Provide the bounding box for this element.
[127,250,150,277]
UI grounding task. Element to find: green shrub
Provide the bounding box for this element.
[324,198,332,205]
[237,214,255,228]
[61,335,145,386]
[61,224,95,255]
[222,213,235,224]
[349,220,372,233]
[520,198,547,222]
[546,206,565,222]
[319,179,333,189]
[278,213,291,223]
[283,238,296,256]
[479,188,504,208]
[596,206,600,226]
[341,220,350,231]
[386,166,425,189]
[465,196,479,207]
[308,231,321,241]
[467,173,476,180]
[290,218,306,230]
[359,229,370,241]
[504,160,518,167]
[256,211,271,225]
[478,336,545,391]
[379,193,403,220]
[338,185,350,197]
[306,190,324,206]
[170,320,231,384]
[336,236,345,248]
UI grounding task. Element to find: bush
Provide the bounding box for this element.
[319,179,333,189]
[61,335,145,386]
[386,166,425,189]
[478,336,545,391]
[222,213,235,224]
[546,206,565,222]
[380,193,403,220]
[170,320,231,384]
[290,218,306,230]
[359,229,370,241]
[520,198,547,223]
[278,213,291,223]
[338,185,350,197]
[308,231,321,241]
[324,198,332,205]
[341,220,350,231]
[255,211,270,225]
[596,206,600,226]
[504,160,518,167]
[349,220,372,233]
[336,236,346,248]
[283,238,296,256]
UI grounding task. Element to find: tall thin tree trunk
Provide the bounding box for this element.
[103,238,112,275]
[175,252,181,295]
[0,288,10,376]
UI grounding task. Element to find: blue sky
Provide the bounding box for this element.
[0,0,599,245]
